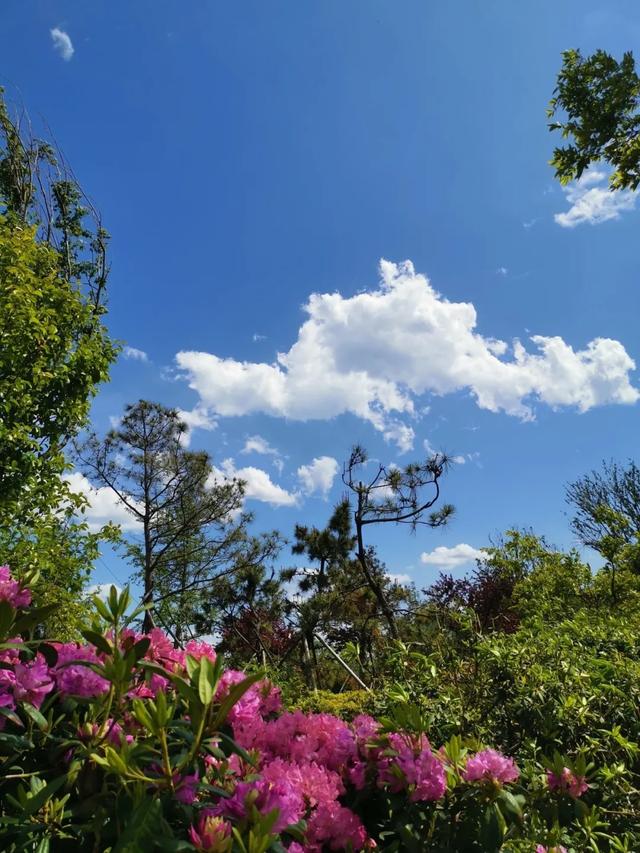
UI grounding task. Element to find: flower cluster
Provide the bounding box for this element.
[462,748,520,786]
[547,767,589,798]
[0,565,31,608]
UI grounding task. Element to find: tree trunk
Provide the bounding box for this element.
[355,492,399,640]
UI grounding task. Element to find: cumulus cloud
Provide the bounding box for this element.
[241,435,279,456]
[555,169,637,227]
[65,472,140,532]
[297,456,339,498]
[177,406,217,446]
[122,346,149,362]
[420,543,483,570]
[209,459,298,507]
[175,260,638,449]
[50,27,74,61]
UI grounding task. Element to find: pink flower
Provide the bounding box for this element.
[212,777,304,833]
[377,733,446,801]
[185,639,217,664]
[236,710,358,773]
[188,812,232,852]
[0,566,31,609]
[463,748,519,786]
[13,655,54,709]
[0,691,16,730]
[307,801,374,851]
[261,758,344,811]
[52,643,110,698]
[175,770,200,804]
[536,847,567,853]
[547,767,588,798]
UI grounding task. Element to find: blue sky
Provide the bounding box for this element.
[5,1,640,591]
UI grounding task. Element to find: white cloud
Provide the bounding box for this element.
[64,472,140,532]
[177,406,217,446]
[297,456,339,498]
[241,435,279,456]
[555,169,636,227]
[420,543,483,570]
[122,346,148,362]
[50,27,74,61]
[252,333,267,342]
[496,266,508,276]
[176,260,639,449]
[387,573,412,585]
[209,459,298,507]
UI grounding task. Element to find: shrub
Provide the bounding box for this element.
[0,566,631,851]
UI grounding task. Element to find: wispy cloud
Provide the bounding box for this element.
[496,266,508,276]
[50,27,74,61]
[122,346,149,362]
[555,169,636,228]
[241,435,279,456]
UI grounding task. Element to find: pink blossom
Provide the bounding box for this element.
[188,813,232,852]
[0,691,16,730]
[377,733,446,801]
[236,710,358,773]
[175,770,200,804]
[52,643,110,698]
[547,767,588,798]
[13,655,54,709]
[261,758,344,812]
[212,777,304,833]
[0,566,31,609]
[463,748,520,785]
[307,801,374,851]
[536,847,567,853]
[185,639,217,664]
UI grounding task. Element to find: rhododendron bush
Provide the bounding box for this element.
[0,567,609,851]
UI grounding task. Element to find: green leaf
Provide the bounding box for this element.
[21,775,67,817]
[21,702,49,732]
[13,603,60,634]
[81,629,113,656]
[197,655,217,706]
[112,796,164,853]
[0,600,16,637]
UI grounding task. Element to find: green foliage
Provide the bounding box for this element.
[549,48,640,190]
[0,216,115,513]
[292,689,375,720]
[0,90,117,627]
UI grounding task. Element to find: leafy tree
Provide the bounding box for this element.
[342,446,453,639]
[0,91,115,515]
[76,400,279,635]
[425,530,592,632]
[0,90,117,625]
[549,48,640,190]
[566,460,640,559]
